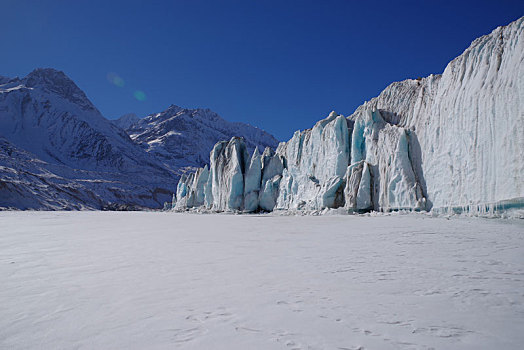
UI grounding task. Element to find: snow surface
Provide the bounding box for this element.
[1,212,523,349]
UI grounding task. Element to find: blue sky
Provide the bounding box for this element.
[1,0,523,140]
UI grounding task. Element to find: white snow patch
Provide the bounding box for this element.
[0,84,32,93]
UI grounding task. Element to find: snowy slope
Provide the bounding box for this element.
[0,69,160,172]
[2,211,523,349]
[125,105,279,173]
[176,17,523,216]
[0,137,176,210]
[0,69,177,209]
[110,113,140,130]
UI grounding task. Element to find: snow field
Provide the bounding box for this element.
[1,212,523,349]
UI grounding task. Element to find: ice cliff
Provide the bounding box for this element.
[349,16,523,214]
[174,137,284,212]
[275,112,351,210]
[175,17,523,215]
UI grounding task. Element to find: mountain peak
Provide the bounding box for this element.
[25,68,71,88]
[111,113,141,130]
[27,67,65,78]
[124,104,279,171]
[23,68,95,111]
[162,105,216,119]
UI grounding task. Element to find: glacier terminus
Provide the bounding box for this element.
[175,17,524,217]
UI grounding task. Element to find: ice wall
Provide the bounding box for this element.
[175,17,523,215]
[243,148,262,212]
[275,112,351,210]
[349,17,524,213]
[344,161,372,212]
[259,147,284,211]
[174,166,209,209]
[175,137,284,212]
[208,138,248,211]
[350,108,426,211]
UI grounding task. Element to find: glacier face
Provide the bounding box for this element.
[349,17,524,212]
[176,108,428,213]
[175,137,284,212]
[275,112,351,210]
[176,17,523,215]
[350,108,426,211]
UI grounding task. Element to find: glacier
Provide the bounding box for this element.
[348,17,524,214]
[175,17,524,216]
[175,137,285,212]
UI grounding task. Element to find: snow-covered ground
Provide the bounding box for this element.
[1,212,523,349]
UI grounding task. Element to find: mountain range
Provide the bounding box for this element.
[0,69,278,209]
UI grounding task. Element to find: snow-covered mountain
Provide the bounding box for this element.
[0,69,162,172]
[0,68,280,210]
[122,105,279,173]
[0,68,178,209]
[0,137,172,210]
[175,17,524,216]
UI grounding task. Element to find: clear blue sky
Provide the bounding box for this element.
[1,0,523,140]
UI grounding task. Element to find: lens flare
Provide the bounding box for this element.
[134,90,146,101]
[106,72,125,87]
